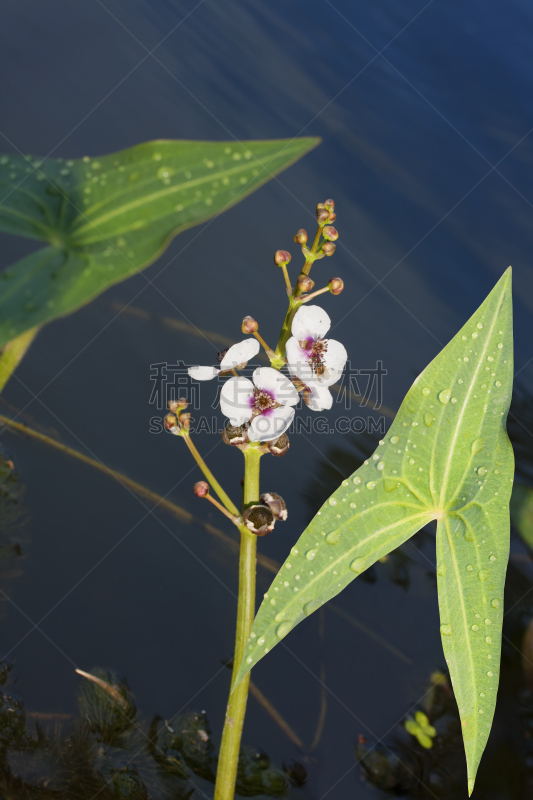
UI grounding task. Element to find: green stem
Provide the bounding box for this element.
[181,431,240,516]
[273,224,324,363]
[0,327,39,394]
[214,446,261,800]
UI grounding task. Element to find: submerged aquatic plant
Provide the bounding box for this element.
[167,199,514,797]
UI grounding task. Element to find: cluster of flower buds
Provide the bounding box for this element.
[243,492,287,536]
[164,398,189,434]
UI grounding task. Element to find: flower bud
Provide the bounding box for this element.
[328,211,337,223]
[260,492,287,521]
[328,277,344,295]
[296,274,314,293]
[164,413,179,432]
[317,208,329,224]
[241,315,258,334]
[323,225,338,241]
[243,504,275,536]
[168,397,188,413]
[180,412,191,430]
[268,432,290,457]
[321,241,336,256]
[324,199,335,210]
[222,423,248,446]
[316,203,325,214]
[274,250,291,267]
[194,481,209,498]
[294,228,308,245]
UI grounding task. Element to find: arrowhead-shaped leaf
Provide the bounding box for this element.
[235,269,513,795]
[0,137,319,347]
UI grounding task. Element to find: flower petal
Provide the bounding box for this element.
[291,304,331,341]
[252,366,299,406]
[220,338,260,370]
[320,338,348,386]
[220,377,254,425]
[188,366,219,381]
[248,406,295,442]
[305,383,333,411]
[286,337,312,382]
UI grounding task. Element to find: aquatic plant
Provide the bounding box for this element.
[170,200,514,797]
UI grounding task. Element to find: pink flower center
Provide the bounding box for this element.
[251,388,276,414]
[299,337,329,377]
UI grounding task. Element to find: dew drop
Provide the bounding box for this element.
[477,323,483,329]
[437,562,447,577]
[471,624,479,631]
[377,461,385,471]
[466,564,474,571]
[276,621,293,639]
[485,636,492,644]
[246,657,252,664]
[306,549,318,561]
[390,435,400,444]
[328,498,337,507]
[304,600,320,617]
[478,570,489,582]
[464,528,474,542]
[352,476,361,485]
[350,557,366,574]
[495,380,502,388]
[438,389,452,404]
[477,466,488,477]
[485,618,492,625]
[487,671,494,677]
[489,555,496,562]
[471,332,478,339]
[422,387,431,396]
[424,413,435,427]
[349,502,356,508]
[491,598,500,608]
[471,438,485,455]
[497,342,503,349]
[326,530,341,545]
[440,624,452,636]
[365,481,377,491]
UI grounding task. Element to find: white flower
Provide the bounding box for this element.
[286,305,347,392]
[220,366,299,442]
[188,338,260,381]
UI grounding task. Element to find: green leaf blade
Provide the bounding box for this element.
[235,270,513,795]
[0,137,319,346]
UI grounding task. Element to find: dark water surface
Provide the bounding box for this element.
[1,1,533,798]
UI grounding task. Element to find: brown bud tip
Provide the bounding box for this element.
[222,423,249,446]
[316,203,325,213]
[328,277,344,295]
[243,504,275,536]
[323,225,338,241]
[296,274,315,292]
[324,199,335,210]
[168,397,188,413]
[164,413,179,431]
[260,492,288,521]
[194,481,209,498]
[322,241,336,256]
[328,211,337,223]
[317,208,329,224]
[180,412,191,429]
[241,315,258,334]
[294,228,308,245]
[268,432,290,457]
[274,250,291,267]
